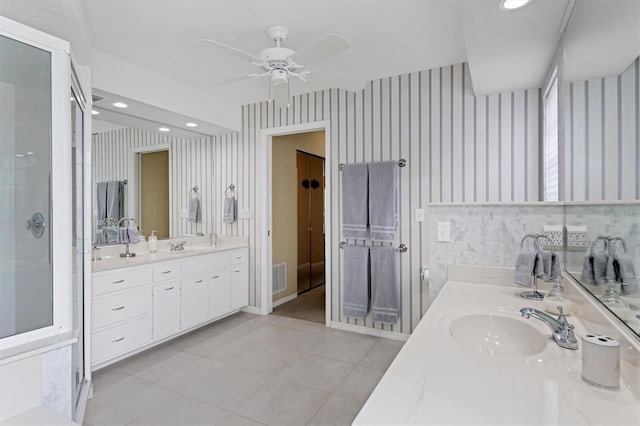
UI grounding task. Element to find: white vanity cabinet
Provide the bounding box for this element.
[91,246,249,369]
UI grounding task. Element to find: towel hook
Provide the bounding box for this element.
[226,184,235,197]
[189,185,199,198]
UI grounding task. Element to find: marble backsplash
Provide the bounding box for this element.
[428,203,564,305]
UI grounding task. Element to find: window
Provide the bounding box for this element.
[543,68,559,201]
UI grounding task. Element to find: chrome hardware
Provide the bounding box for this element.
[212,275,219,279]
[26,212,46,239]
[195,280,203,284]
[164,286,174,291]
[111,306,125,311]
[520,306,579,350]
[112,279,125,284]
[161,270,172,274]
[111,337,125,343]
[169,241,187,252]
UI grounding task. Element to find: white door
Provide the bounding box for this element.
[208,267,231,318]
[181,274,207,328]
[152,282,180,339]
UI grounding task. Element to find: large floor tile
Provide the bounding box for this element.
[266,326,327,353]
[278,354,355,393]
[91,367,132,395]
[236,379,330,426]
[309,332,378,364]
[334,364,384,403]
[182,365,272,412]
[135,353,224,391]
[127,394,231,425]
[217,413,266,426]
[110,345,181,376]
[187,334,258,362]
[84,377,176,425]
[224,321,290,343]
[307,395,363,426]
[269,316,330,333]
[228,341,305,375]
[359,338,405,370]
[165,327,220,352]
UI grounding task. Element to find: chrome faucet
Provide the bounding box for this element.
[520,306,579,350]
[169,241,187,252]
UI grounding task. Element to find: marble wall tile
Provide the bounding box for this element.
[42,345,73,419]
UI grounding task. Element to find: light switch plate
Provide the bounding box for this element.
[437,221,450,242]
[415,208,424,222]
[239,208,250,220]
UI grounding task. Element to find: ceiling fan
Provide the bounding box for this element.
[199,25,351,89]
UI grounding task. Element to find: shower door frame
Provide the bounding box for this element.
[0,16,74,350]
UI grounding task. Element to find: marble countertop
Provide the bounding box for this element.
[353,280,639,425]
[92,237,248,273]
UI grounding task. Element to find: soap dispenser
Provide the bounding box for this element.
[543,280,574,315]
[149,230,158,253]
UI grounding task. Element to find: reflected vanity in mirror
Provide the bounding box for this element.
[91,90,224,246]
[561,0,640,335]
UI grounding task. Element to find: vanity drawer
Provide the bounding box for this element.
[91,316,151,365]
[92,287,151,330]
[93,267,152,296]
[230,249,248,265]
[182,253,228,275]
[153,262,181,282]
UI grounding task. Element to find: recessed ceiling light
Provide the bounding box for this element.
[112,101,129,108]
[158,127,170,132]
[185,122,198,128]
[91,109,100,115]
[499,0,532,11]
[15,154,24,157]
[26,151,34,155]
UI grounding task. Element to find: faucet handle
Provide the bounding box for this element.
[556,305,568,324]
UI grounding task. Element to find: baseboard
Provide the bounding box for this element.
[329,321,409,341]
[272,293,298,308]
[74,380,92,424]
[241,306,264,315]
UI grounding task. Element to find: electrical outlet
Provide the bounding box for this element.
[566,226,589,249]
[543,225,563,248]
[437,221,450,242]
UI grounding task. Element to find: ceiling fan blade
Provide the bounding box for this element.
[197,38,261,61]
[293,34,350,65]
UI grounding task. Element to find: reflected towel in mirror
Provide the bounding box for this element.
[188,197,200,223]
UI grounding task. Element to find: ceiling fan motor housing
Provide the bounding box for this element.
[270,69,288,86]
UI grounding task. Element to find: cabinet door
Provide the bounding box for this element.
[231,264,248,310]
[208,267,231,319]
[152,282,180,340]
[181,274,208,329]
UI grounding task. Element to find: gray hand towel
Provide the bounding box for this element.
[118,227,129,244]
[342,163,369,239]
[514,250,537,286]
[343,245,369,318]
[106,181,122,219]
[96,182,108,220]
[370,246,399,324]
[188,197,200,223]
[580,254,596,284]
[127,226,141,244]
[612,247,638,294]
[536,251,560,282]
[368,162,398,242]
[223,196,237,224]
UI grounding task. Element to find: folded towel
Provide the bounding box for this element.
[188,197,200,223]
[368,161,398,242]
[343,245,370,318]
[581,239,610,285]
[370,246,399,324]
[580,255,596,284]
[536,251,561,282]
[127,226,142,244]
[515,250,537,286]
[223,196,237,224]
[342,163,369,239]
[106,181,123,220]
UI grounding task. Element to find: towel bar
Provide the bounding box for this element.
[339,159,406,171]
[339,241,408,253]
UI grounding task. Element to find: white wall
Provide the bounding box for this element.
[230,62,540,334]
[565,56,640,201]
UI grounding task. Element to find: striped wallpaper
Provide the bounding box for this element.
[93,62,541,335]
[566,56,640,201]
[92,128,247,239]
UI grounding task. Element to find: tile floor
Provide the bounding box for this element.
[272,285,325,324]
[85,312,404,426]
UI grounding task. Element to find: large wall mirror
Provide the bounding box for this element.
[91,90,223,245]
[561,0,640,336]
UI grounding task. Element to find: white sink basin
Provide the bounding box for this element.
[448,313,547,357]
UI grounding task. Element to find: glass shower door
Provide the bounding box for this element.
[0,33,53,339]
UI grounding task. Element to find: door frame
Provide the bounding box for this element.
[258,121,331,325]
[127,145,172,236]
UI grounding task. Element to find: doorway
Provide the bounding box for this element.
[271,131,326,323]
[139,150,169,238]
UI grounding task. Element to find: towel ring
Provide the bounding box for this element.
[189,185,199,198]
[226,184,235,197]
